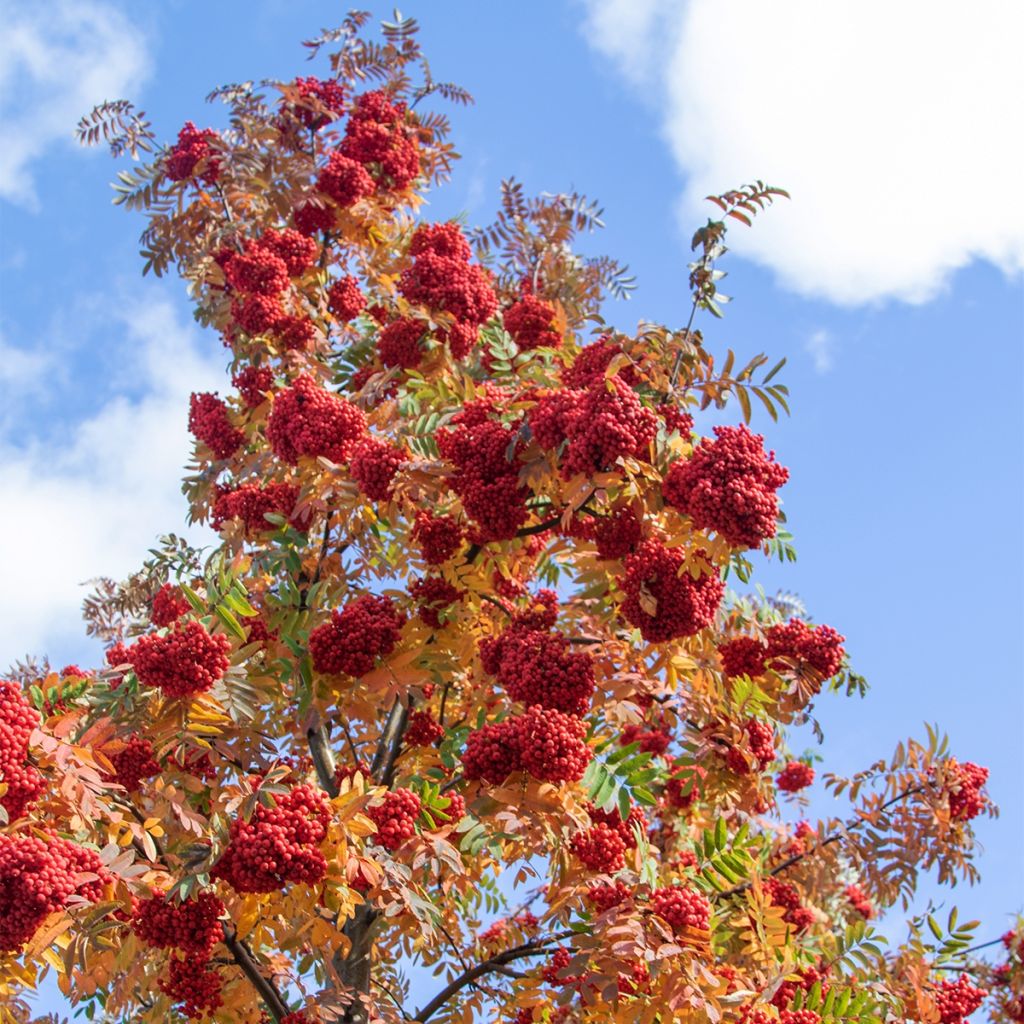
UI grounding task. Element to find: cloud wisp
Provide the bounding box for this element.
[0,0,150,207]
[581,0,1024,307]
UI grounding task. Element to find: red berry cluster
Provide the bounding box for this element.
[316,150,376,208]
[131,890,225,955]
[151,583,190,627]
[658,402,695,437]
[588,879,631,912]
[437,417,529,542]
[266,374,367,464]
[211,482,303,535]
[762,878,813,931]
[288,75,346,129]
[410,576,460,628]
[934,974,987,1024]
[620,722,671,756]
[726,720,776,776]
[165,122,220,183]
[328,274,366,323]
[462,706,591,785]
[776,761,815,793]
[223,241,290,296]
[0,834,111,951]
[292,198,336,237]
[718,636,769,679]
[649,885,711,933]
[404,709,445,748]
[128,621,232,699]
[441,791,466,823]
[483,627,595,716]
[563,338,638,388]
[617,959,651,996]
[503,295,561,351]
[309,594,406,677]
[341,90,421,192]
[213,784,330,893]
[349,435,408,501]
[0,680,43,821]
[375,316,425,368]
[542,946,581,988]
[159,954,223,1019]
[946,760,989,822]
[779,1013,822,1024]
[188,392,244,460]
[664,764,706,811]
[589,802,648,848]
[619,540,725,642]
[770,964,829,1010]
[111,735,161,791]
[594,506,644,560]
[368,787,421,851]
[398,223,497,357]
[662,424,789,549]
[766,620,846,678]
[571,822,626,873]
[845,883,874,919]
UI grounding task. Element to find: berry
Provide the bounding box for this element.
[341,90,421,191]
[542,946,581,987]
[316,151,376,207]
[293,199,336,236]
[664,764,706,810]
[462,720,521,785]
[309,594,405,677]
[110,736,161,791]
[0,834,111,951]
[377,316,427,368]
[662,424,789,549]
[211,482,303,535]
[286,75,346,129]
[594,507,644,560]
[527,387,584,449]
[151,583,190,627]
[766,619,845,678]
[779,1013,822,1024]
[349,436,407,501]
[504,295,561,350]
[659,402,695,437]
[404,709,445,748]
[165,122,220,184]
[223,241,290,296]
[620,722,671,756]
[0,680,43,820]
[485,628,595,716]
[410,576,461,628]
[571,823,627,873]
[368,788,421,850]
[934,974,987,1024]
[409,222,472,261]
[266,374,367,464]
[437,417,529,542]
[776,761,815,793]
[276,315,318,352]
[650,886,711,933]
[328,275,366,322]
[413,512,464,565]
[718,636,768,679]
[516,706,591,783]
[439,791,465,823]
[588,880,631,912]
[619,540,724,642]
[946,760,989,822]
[127,621,232,699]
[188,392,244,460]
[213,784,331,893]
[726,720,775,775]
[131,890,225,956]
[159,954,223,1019]
[232,365,274,408]
[231,293,286,335]
[845,883,874,919]
[589,802,648,849]
[563,338,638,388]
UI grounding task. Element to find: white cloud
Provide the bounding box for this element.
[805,328,834,374]
[0,293,222,664]
[0,0,150,207]
[580,0,1024,306]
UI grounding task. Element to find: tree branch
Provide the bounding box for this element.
[716,783,928,900]
[308,717,339,797]
[371,697,408,786]
[415,930,575,1023]
[222,924,291,1022]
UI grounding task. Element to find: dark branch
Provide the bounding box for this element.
[223,924,291,1021]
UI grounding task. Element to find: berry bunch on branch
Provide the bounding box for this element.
[1,11,1007,1024]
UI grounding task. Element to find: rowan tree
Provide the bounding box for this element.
[2,12,1018,1024]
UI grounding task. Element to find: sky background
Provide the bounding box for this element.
[1,0,1021,1017]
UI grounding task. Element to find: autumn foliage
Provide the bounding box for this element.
[2,11,1018,1024]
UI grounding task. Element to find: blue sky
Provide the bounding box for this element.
[1,0,1021,1015]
